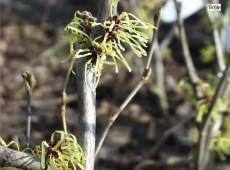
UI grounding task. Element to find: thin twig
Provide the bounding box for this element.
[197,58,230,170]
[145,112,196,158]
[152,7,169,117]
[206,0,225,72]
[133,112,195,170]
[95,8,162,158]
[61,58,76,133]
[174,0,202,99]
[145,7,162,70]
[21,71,36,148]
[121,3,170,115]
[143,7,170,118]
[196,2,229,169]
[152,25,176,117]
[95,68,152,157]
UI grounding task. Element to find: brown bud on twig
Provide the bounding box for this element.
[143,68,152,81]
[154,7,162,26]
[22,71,36,92]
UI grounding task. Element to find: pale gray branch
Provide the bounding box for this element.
[198,58,230,170]
[174,0,202,98]
[77,57,96,170]
[0,146,51,170]
[77,1,114,170]
[206,1,225,72]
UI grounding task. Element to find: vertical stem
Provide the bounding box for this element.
[22,72,36,148]
[145,6,161,70]
[76,1,114,169]
[206,1,225,72]
[153,41,169,117]
[26,90,32,148]
[98,0,116,22]
[61,92,68,133]
[142,7,169,118]
[61,58,76,133]
[77,58,96,170]
[174,1,202,99]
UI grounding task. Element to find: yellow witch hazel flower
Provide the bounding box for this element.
[64,0,156,88]
[64,10,97,56]
[41,131,85,170]
[102,12,155,57]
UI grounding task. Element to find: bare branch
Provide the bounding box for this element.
[206,1,225,72]
[145,112,196,158]
[174,0,202,99]
[133,112,196,169]
[150,7,169,117]
[21,71,36,148]
[95,68,152,157]
[198,58,230,170]
[61,58,76,133]
[145,7,162,70]
[0,146,51,170]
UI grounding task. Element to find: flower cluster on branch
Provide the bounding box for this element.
[64,7,156,88]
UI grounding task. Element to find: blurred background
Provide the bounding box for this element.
[0,0,229,169]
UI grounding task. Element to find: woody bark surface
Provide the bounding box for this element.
[77,56,96,170]
[77,0,115,169]
[0,146,51,170]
